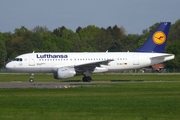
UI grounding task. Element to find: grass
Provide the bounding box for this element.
[0,82,180,120]
[0,73,180,119]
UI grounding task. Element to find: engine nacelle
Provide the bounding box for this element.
[53,67,76,79]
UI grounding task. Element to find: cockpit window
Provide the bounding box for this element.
[13,58,23,61]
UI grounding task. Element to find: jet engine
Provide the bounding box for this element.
[53,67,76,79]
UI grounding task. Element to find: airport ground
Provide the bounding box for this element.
[0,73,180,120]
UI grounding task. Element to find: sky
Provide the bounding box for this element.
[0,0,180,34]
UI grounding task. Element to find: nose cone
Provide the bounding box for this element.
[6,62,13,70]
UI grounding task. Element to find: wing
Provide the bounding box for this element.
[52,59,114,74]
[74,59,114,73]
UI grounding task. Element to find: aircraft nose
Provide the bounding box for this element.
[6,62,13,70]
[6,63,10,69]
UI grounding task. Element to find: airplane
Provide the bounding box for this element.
[6,22,174,83]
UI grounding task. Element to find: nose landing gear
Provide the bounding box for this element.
[29,73,34,83]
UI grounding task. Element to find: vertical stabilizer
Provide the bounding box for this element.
[136,22,171,53]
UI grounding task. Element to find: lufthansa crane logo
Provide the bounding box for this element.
[153,31,166,45]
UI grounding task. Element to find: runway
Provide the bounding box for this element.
[0,81,136,88]
[0,80,176,88]
[0,81,118,88]
[0,82,78,88]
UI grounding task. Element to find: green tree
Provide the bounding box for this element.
[31,26,55,52]
[62,29,81,52]
[41,34,58,52]
[106,25,126,52]
[165,19,180,69]
[168,19,180,42]
[78,25,100,51]
[53,26,66,37]
[53,27,82,52]
[29,32,44,51]
[6,26,33,59]
[137,22,160,47]
[92,28,112,52]
[32,26,50,34]
[0,33,7,67]
[122,34,141,52]
[165,41,180,68]
[76,26,82,34]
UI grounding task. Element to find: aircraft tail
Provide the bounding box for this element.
[136,22,171,53]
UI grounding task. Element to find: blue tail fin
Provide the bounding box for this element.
[136,22,171,53]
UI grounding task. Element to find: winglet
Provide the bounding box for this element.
[136,22,171,53]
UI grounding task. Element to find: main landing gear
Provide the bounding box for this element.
[29,73,34,83]
[82,70,92,82]
[82,76,92,82]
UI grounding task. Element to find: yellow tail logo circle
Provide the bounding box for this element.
[153,31,166,45]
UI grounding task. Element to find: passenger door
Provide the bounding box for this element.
[29,54,35,66]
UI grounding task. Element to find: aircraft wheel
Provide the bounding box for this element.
[82,77,86,82]
[29,78,34,83]
[82,76,92,82]
[86,76,92,82]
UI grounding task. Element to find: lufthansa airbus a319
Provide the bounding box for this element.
[6,22,174,83]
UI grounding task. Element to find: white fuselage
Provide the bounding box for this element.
[6,52,174,74]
